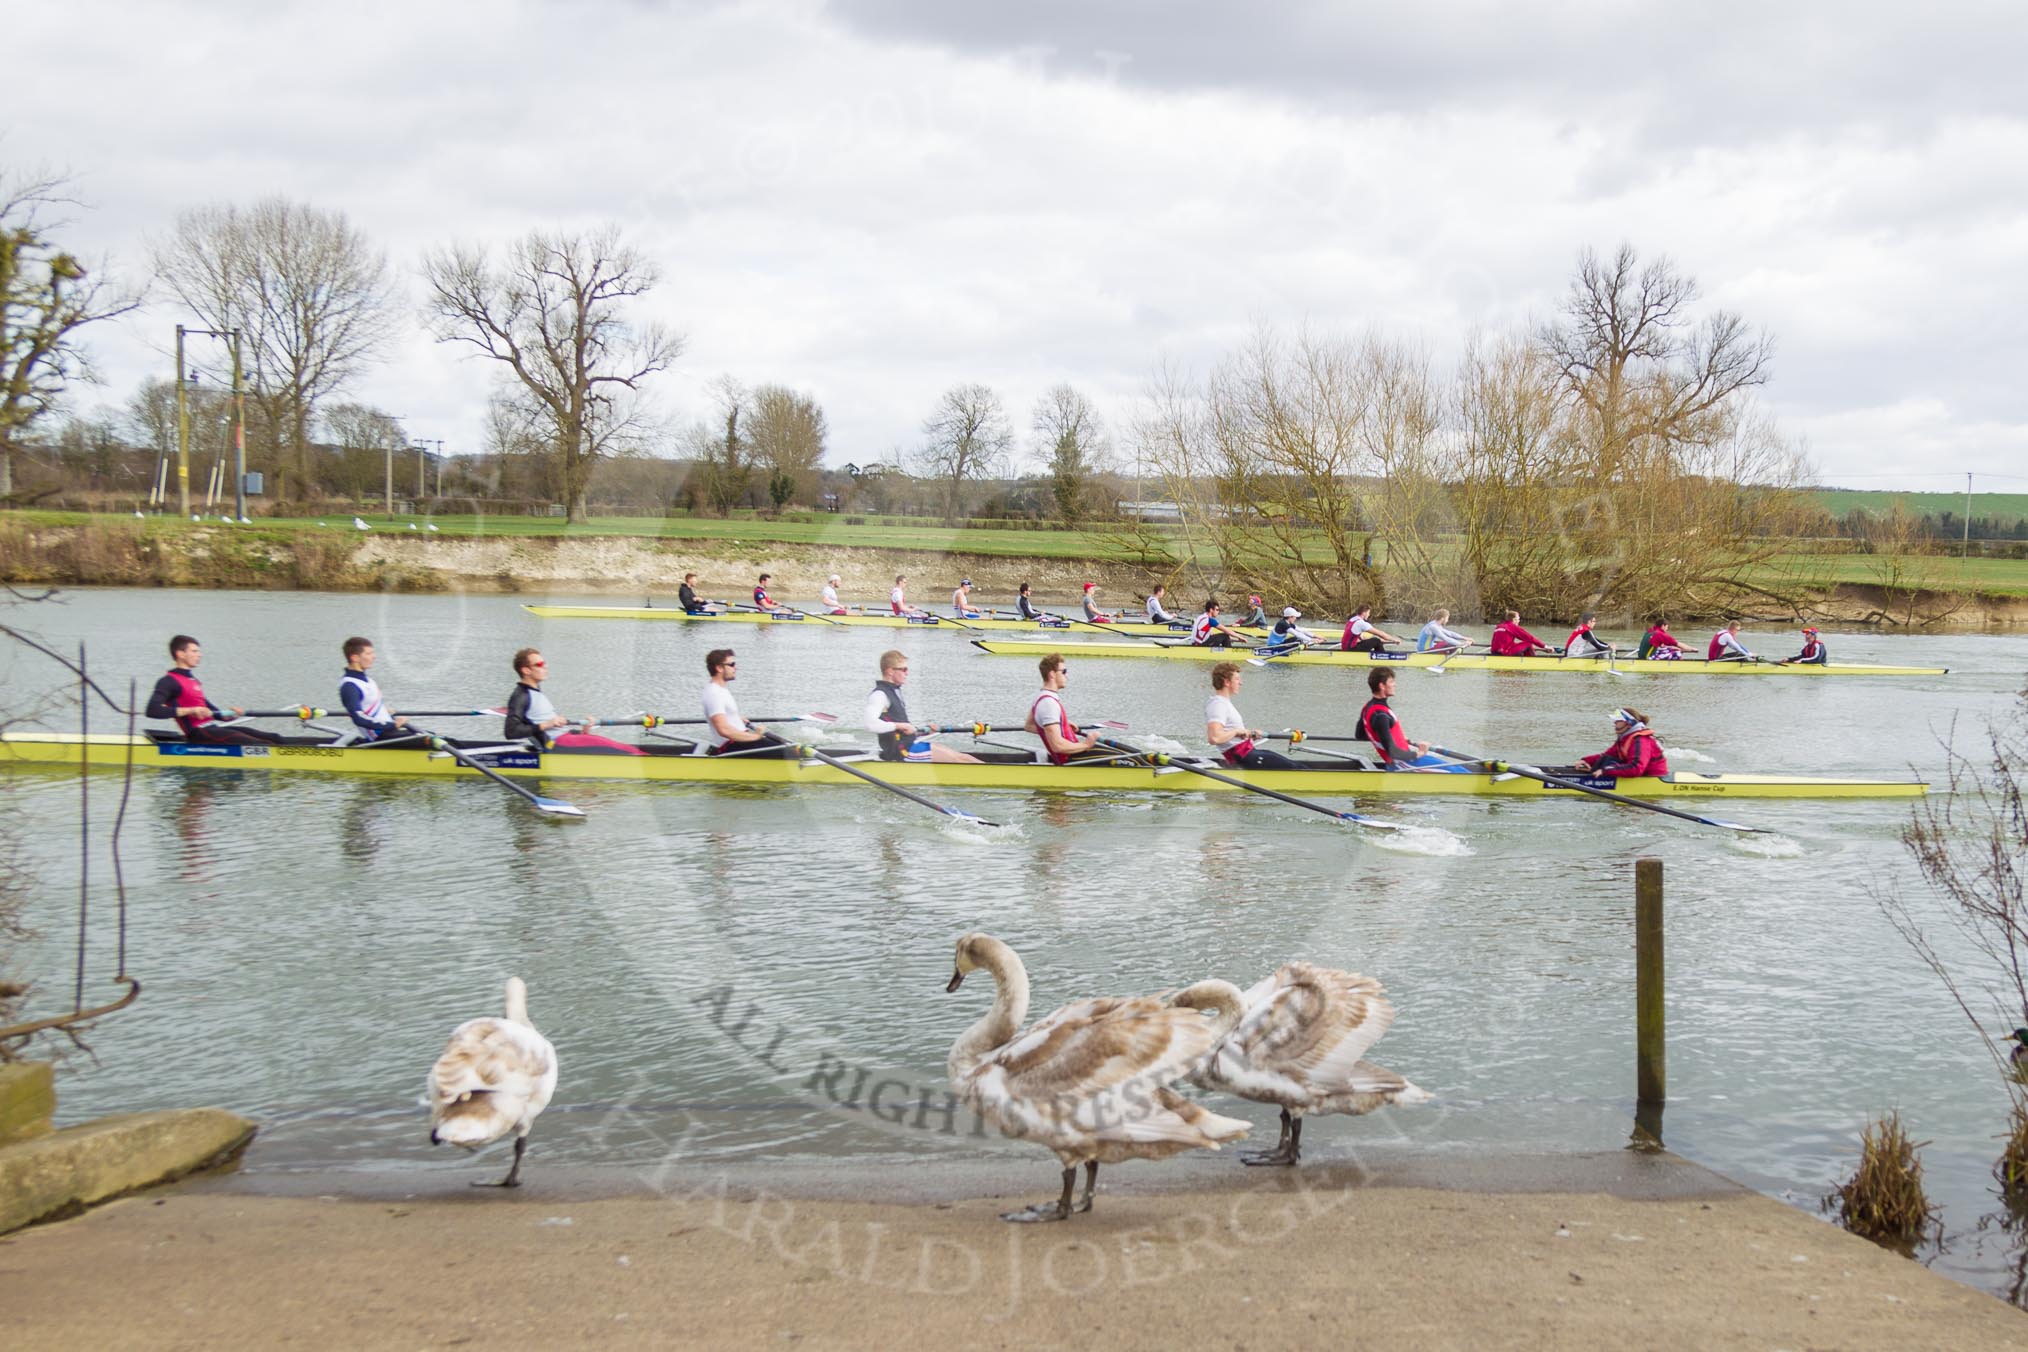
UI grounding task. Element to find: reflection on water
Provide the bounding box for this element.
[3,589,2026,1300]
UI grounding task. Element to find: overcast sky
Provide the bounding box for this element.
[10,0,2027,489]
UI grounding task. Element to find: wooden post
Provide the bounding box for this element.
[1635,856,1665,1105]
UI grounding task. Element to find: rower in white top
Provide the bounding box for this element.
[951,579,983,619]
[701,648,794,758]
[1707,621,1756,663]
[890,574,928,618]
[1205,662,1300,769]
[1145,584,1178,625]
[1190,598,1238,647]
[819,574,848,615]
[1267,606,1318,652]
[865,650,981,763]
[1415,609,1476,655]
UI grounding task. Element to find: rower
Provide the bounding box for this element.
[866,650,982,764]
[1024,653,1106,763]
[678,572,711,615]
[1416,608,1474,654]
[701,647,794,758]
[819,574,848,615]
[1080,582,1115,624]
[1565,708,1670,779]
[1014,581,1044,621]
[1637,619,1685,660]
[891,574,927,618]
[506,649,644,754]
[951,578,983,619]
[1341,604,1405,654]
[1241,595,1270,629]
[338,636,412,744]
[144,634,283,745]
[1707,621,1755,663]
[1488,610,1553,656]
[1145,584,1178,625]
[1190,598,1237,647]
[1563,613,1612,659]
[1205,662,1300,769]
[1779,626,1828,666]
[1268,605,1317,651]
[753,573,783,613]
[1357,667,1466,771]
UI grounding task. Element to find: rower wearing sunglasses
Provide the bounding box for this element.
[701,648,795,758]
[865,650,981,763]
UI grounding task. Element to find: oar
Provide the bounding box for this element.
[1245,641,1318,668]
[1094,737,1399,832]
[240,706,507,720]
[588,711,838,729]
[798,745,998,827]
[1426,644,1467,675]
[924,719,1131,736]
[732,602,844,627]
[419,732,584,818]
[1433,745,1767,834]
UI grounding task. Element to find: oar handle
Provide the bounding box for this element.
[241,707,328,720]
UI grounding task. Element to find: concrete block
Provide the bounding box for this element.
[0,1062,55,1145]
[0,1108,256,1234]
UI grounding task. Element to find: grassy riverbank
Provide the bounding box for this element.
[6,509,2028,612]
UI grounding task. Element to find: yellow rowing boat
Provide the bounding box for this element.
[522,604,1252,639]
[0,733,1926,799]
[968,640,1948,677]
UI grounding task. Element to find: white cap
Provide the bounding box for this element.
[1282,606,1301,618]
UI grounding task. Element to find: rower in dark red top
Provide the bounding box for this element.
[1024,652,1107,764]
[1572,708,1669,779]
[1356,668,1466,771]
[143,635,283,745]
[1637,620,1685,660]
[1488,610,1553,657]
[753,573,782,613]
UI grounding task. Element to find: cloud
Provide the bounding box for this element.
[5,0,2024,485]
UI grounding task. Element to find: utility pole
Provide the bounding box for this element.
[174,326,191,517]
[1964,472,1974,559]
[414,438,444,504]
[229,330,246,521]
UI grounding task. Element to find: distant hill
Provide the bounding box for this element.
[1809,488,2028,529]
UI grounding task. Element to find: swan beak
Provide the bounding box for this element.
[428,1131,441,1146]
[945,969,965,993]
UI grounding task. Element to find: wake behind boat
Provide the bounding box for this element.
[967,639,1948,676]
[0,730,1928,800]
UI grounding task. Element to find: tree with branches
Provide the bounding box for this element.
[746,384,827,514]
[1,169,140,501]
[424,225,680,523]
[1034,384,1108,525]
[918,383,1011,524]
[153,196,393,500]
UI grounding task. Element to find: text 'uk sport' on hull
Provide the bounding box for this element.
[0,733,1928,800]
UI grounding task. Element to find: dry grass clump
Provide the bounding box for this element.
[1997,1098,2028,1198]
[1829,1111,1938,1248]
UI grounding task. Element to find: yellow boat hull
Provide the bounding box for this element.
[0,733,1926,799]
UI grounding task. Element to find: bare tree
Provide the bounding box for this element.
[1538,243,1773,481]
[1034,384,1109,524]
[424,225,680,523]
[745,384,827,513]
[153,197,394,499]
[321,402,408,503]
[918,383,1011,523]
[0,169,140,500]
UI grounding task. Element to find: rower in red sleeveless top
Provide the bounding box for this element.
[143,635,283,745]
[1023,653,1107,764]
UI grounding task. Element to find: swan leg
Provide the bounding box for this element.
[473,1134,528,1189]
[1243,1108,1300,1166]
[1001,1166,1077,1223]
[1075,1160,1097,1214]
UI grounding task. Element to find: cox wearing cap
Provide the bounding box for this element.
[1780,625,1829,666]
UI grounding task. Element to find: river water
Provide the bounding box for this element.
[5,588,2026,1299]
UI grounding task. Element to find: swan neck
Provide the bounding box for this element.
[503,977,531,1027]
[954,940,1028,1067]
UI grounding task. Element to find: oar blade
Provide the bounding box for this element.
[532,796,587,818]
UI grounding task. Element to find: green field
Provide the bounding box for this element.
[1808,488,2028,525]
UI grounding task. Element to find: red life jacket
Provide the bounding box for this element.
[1585,727,1668,778]
[1028,691,1078,764]
[1357,696,1412,764]
[754,586,773,608]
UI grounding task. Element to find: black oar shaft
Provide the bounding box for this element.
[1141,750,1393,830]
[802,747,997,827]
[422,733,583,818]
[1453,751,1763,833]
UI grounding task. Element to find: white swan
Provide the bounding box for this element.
[1190,962,1429,1166]
[426,975,558,1187]
[945,932,1250,1222]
